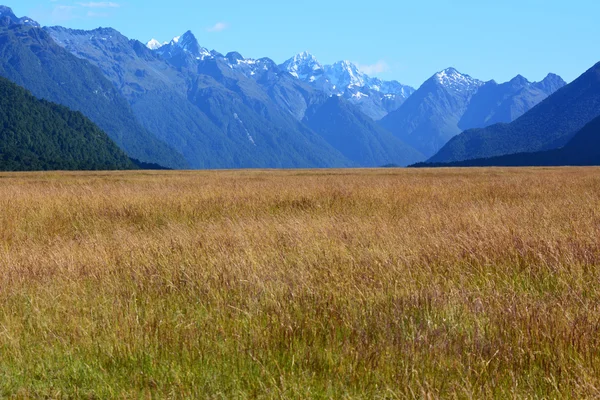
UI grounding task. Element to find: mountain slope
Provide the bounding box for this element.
[188,58,353,168]
[458,74,566,129]
[0,10,186,169]
[49,27,356,168]
[47,26,230,168]
[429,62,600,164]
[48,27,427,168]
[379,68,484,157]
[0,76,135,171]
[413,114,600,167]
[303,96,424,167]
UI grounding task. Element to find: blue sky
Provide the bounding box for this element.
[11,0,600,87]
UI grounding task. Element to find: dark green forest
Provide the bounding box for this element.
[0,76,136,171]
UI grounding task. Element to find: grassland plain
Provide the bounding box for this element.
[0,168,599,398]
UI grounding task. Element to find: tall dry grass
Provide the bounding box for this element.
[0,168,599,398]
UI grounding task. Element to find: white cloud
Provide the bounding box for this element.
[357,60,390,75]
[77,2,120,8]
[206,22,228,32]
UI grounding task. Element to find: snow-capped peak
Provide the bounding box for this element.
[280,52,415,105]
[161,30,211,60]
[281,51,324,79]
[434,67,483,92]
[325,60,367,89]
[146,38,166,50]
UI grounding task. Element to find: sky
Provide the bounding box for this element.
[11,0,600,88]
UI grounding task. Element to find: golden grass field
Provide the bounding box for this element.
[0,168,599,398]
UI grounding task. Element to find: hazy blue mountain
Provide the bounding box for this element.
[413,114,600,167]
[186,57,353,168]
[0,75,135,171]
[379,68,484,157]
[428,62,600,164]
[0,5,38,27]
[303,96,425,167]
[458,74,566,129]
[380,68,565,159]
[0,9,186,169]
[280,52,415,120]
[47,25,424,168]
[48,27,354,168]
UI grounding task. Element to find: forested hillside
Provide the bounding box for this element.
[0,76,135,171]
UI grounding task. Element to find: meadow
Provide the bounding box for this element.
[0,168,599,398]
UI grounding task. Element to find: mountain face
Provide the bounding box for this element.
[46,27,358,168]
[379,68,484,157]
[458,73,566,129]
[380,68,565,158]
[45,25,425,168]
[0,5,38,27]
[414,114,600,167]
[428,62,600,164]
[280,52,415,120]
[0,9,187,169]
[303,96,424,167]
[0,75,135,171]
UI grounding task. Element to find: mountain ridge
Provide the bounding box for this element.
[380,67,565,158]
[428,62,600,164]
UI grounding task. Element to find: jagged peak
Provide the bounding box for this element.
[281,51,324,79]
[541,73,565,84]
[226,51,244,62]
[509,74,530,85]
[433,67,483,89]
[293,51,318,61]
[332,60,358,70]
[0,5,40,27]
[0,5,13,14]
[284,51,322,67]
[162,30,211,59]
[146,38,166,50]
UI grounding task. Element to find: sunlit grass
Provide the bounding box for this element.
[0,168,599,398]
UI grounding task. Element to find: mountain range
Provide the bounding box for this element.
[46,26,426,167]
[0,13,187,169]
[379,69,565,157]
[428,62,600,164]
[279,51,415,120]
[0,5,592,171]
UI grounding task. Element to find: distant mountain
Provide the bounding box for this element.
[0,8,186,169]
[458,74,566,129]
[380,68,565,158]
[155,30,212,64]
[46,26,425,168]
[413,114,600,167]
[428,62,600,164]
[379,68,484,157]
[280,52,415,120]
[145,38,166,50]
[48,27,355,168]
[0,5,38,27]
[0,76,134,171]
[303,96,424,167]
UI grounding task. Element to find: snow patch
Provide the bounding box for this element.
[233,113,256,146]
